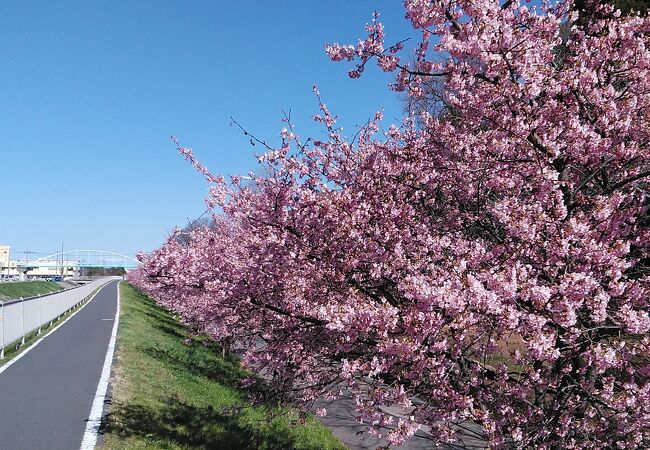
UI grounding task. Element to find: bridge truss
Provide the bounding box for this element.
[26,250,140,269]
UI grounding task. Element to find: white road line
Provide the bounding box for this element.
[0,282,111,377]
[79,281,121,450]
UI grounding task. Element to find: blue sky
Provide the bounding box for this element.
[0,1,417,258]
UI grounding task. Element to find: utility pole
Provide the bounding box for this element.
[60,239,64,277]
[24,251,32,281]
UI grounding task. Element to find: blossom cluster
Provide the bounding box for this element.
[131,1,649,448]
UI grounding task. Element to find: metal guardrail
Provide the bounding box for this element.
[0,277,121,358]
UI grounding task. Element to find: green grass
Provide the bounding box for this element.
[100,283,345,450]
[0,281,63,300]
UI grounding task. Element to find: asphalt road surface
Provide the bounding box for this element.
[315,394,438,449]
[0,280,118,450]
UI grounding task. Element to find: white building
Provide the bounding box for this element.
[0,245,9,274]
[0,245,78,280]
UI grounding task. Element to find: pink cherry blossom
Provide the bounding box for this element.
[131,1,650,448]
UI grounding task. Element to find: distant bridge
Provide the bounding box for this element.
[20,250,140,270]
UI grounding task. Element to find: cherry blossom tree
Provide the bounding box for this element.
[131,1,649,447]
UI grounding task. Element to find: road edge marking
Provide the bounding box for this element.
[0,281,113,376]
[79,280,121,450]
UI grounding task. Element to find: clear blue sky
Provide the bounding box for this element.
[0,1,416,258]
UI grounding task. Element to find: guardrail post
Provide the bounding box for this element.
[1,301,4,359]
[38,294,42,335]
[21,297,25,346]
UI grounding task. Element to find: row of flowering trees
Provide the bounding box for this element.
[130,0,649,448]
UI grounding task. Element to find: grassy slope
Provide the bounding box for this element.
[100,283,345,450]
[0,281,63,300]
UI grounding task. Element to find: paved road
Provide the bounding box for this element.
[314,395,438,449]
[0,280,118,450]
